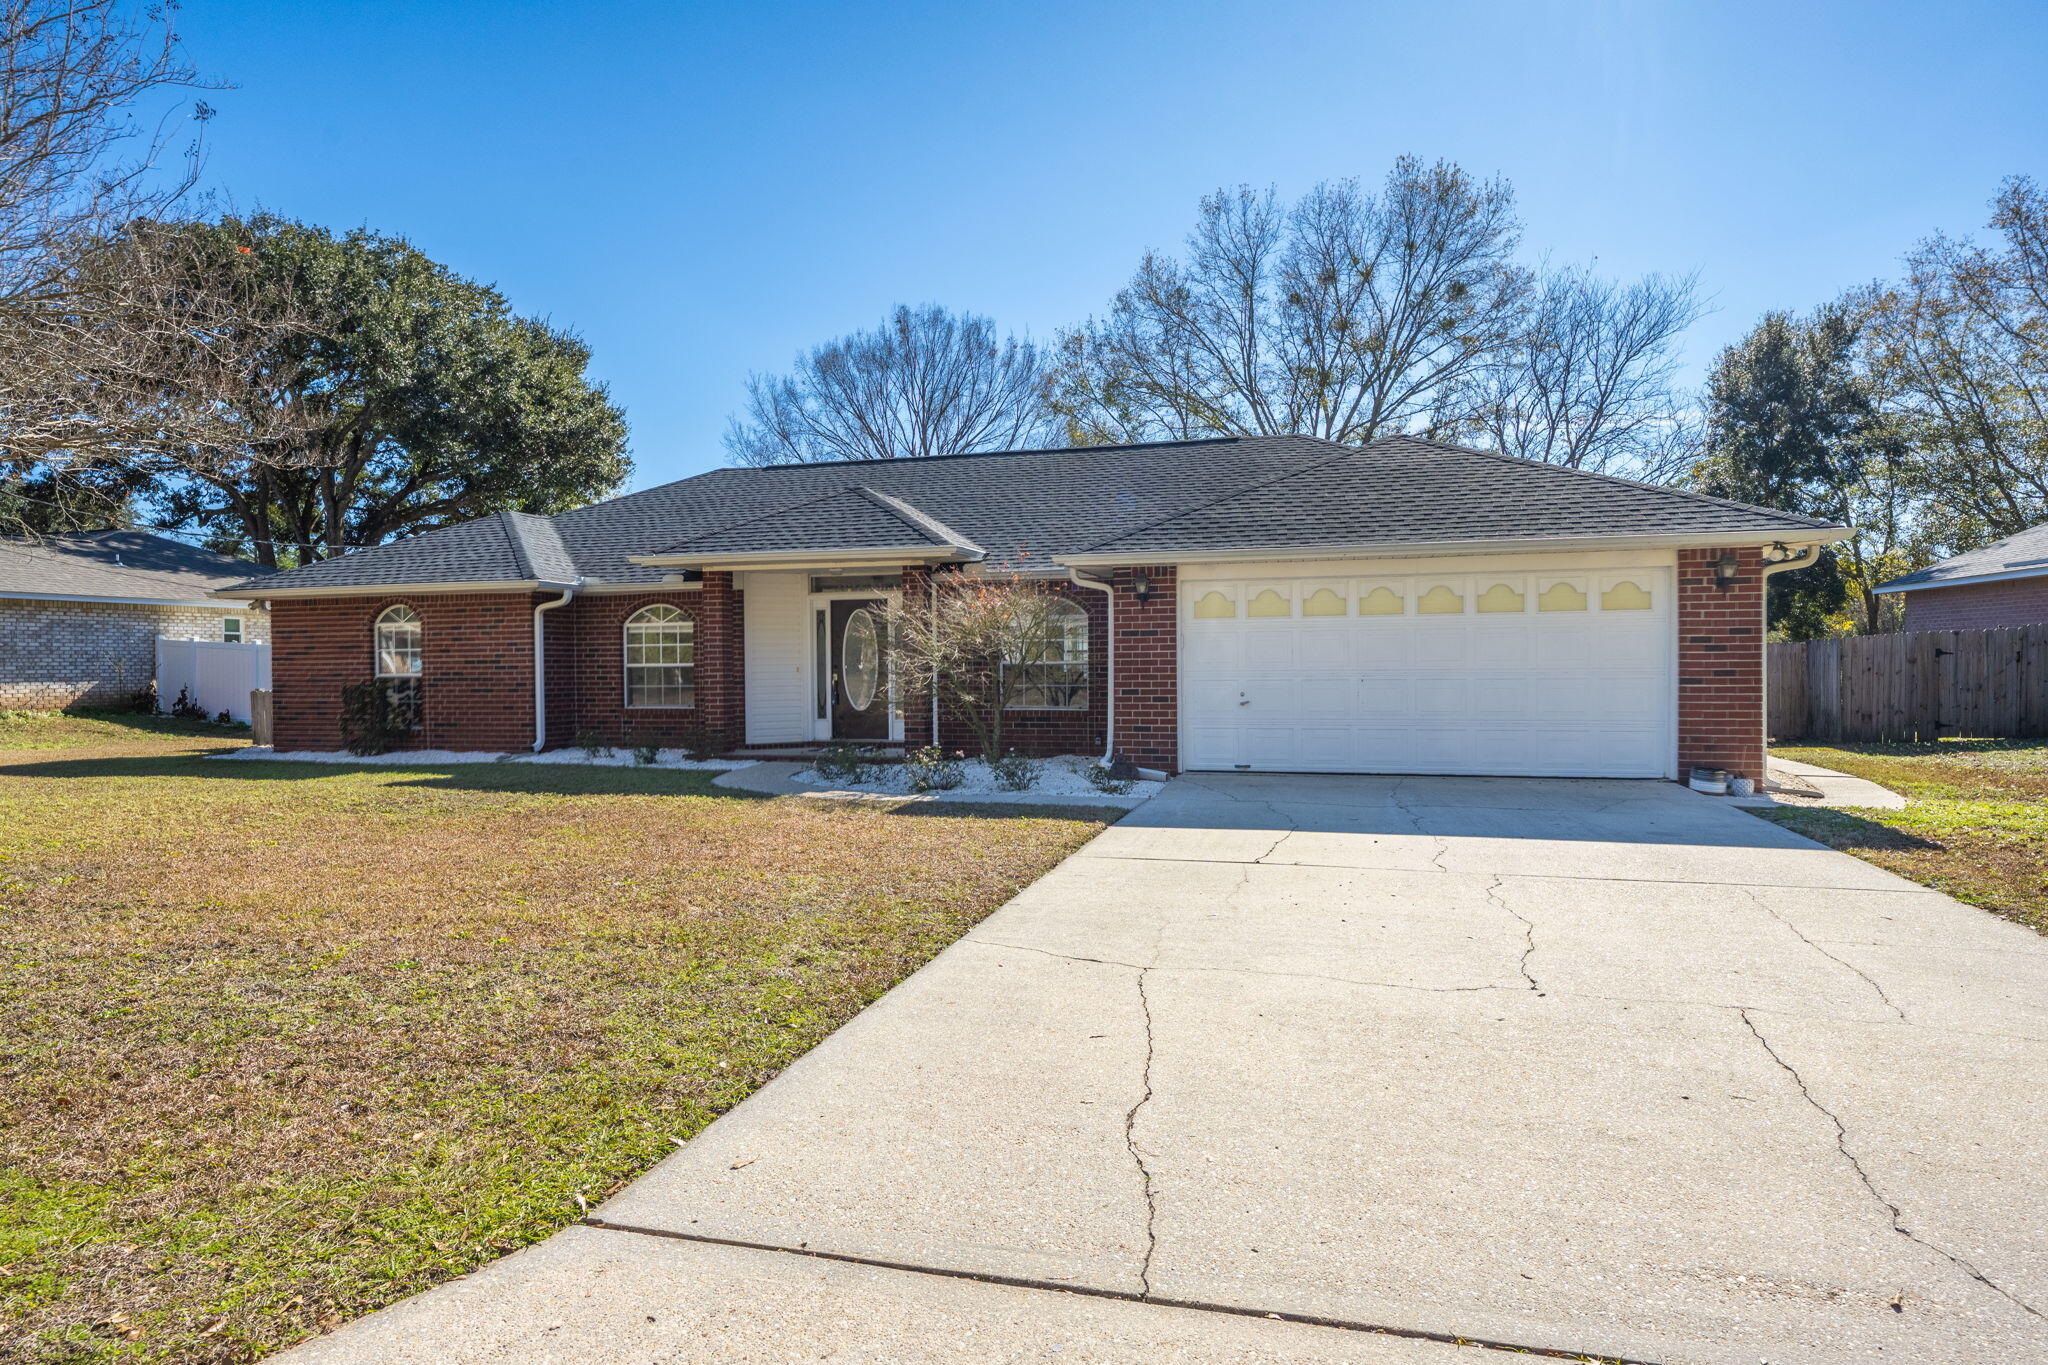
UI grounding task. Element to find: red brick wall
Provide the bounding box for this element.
[1108,565,1178,772]
[1903,577,2048,631]
[548,588,708,748]
[1677,547,1767,782]
[270,593,541,752]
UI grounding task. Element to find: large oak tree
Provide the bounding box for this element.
[121,214,629,565]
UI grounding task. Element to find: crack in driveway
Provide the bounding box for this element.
[1740,886,1909,1022]
[1738,1008,2044,1323]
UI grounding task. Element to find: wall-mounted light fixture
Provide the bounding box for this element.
[1131,573,1153,604]
[1711,552,1742,589]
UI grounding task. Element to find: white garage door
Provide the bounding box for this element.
[1180,564,1675,778]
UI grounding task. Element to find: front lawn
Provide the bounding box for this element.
[1762,739,2048,935]
[0,715,1111,1362]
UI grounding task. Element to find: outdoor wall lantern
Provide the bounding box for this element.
[1131,573,1154,603]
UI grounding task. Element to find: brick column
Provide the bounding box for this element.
[1676,547,1767,782]
[696,572,745,740]
[1109,565,1178,772]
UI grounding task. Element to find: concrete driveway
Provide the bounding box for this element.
[288,774,2048,1364]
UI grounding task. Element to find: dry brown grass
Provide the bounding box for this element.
[0,716,1110,1362]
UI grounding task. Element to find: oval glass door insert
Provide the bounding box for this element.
[842,607,881,711]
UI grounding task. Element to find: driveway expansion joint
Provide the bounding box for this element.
[1737,1008,2045,1322]
[576,1218,1659,1365]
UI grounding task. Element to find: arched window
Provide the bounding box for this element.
[1005,598,1089,710]
[373,605,422,677]
[625,605,694,707]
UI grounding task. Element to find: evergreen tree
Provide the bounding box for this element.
[1696,307,1882,637]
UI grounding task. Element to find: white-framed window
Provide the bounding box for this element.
[625,604,694,708]
[373,605,422,677]
[1005,598,1089,710]
[221,616,244,643]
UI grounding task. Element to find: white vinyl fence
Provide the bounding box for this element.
[156,637,272,723]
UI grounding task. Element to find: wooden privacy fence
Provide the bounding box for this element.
[1769,626,2048,743]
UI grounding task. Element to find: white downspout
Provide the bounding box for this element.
[1065,567,1115,761]
[532,581,581,752]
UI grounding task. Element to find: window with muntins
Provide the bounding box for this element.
[625,605,694,707]
[373,605,422,677]
[1005,599,1089,710]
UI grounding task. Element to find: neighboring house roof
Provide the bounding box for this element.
[219,434,1844,597]
[1873,522,2048,594]
[0,529,274,606]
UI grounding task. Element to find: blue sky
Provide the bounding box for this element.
[181,0,2046,491]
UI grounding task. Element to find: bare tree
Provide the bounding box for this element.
[0,0,245,530]
[1051,159,1532,446]
[881,575,1081,759]
[1448,266,1702,480]
[725,304,1058,465]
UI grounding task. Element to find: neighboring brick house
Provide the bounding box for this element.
[0,531,273,710]
[216,435,1844,784]
[1874,523,2048,631]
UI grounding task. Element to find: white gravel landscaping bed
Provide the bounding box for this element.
[790,753,1161,806]
[214,747,755,771]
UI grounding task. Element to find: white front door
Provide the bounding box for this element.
[1178,561,1676,778]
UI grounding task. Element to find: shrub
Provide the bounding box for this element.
[675,724,733,763]
[129,681,157,715]
[987,749,1042,792]
[813,743,882,785]
[575,729,614,760]
[1084,761,1135,796]
[167,686,207,721]
[631,743,661,766]
[338,680,421,756]
[905,745,965,792]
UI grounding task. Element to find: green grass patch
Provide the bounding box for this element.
[1762,739,2048,934]
[0,738,1108,1362]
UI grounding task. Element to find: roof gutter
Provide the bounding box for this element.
[531,580,582,752]
[1064,567,1116,763]
[1053,527,1849,569]
[210,579,557,600]
[0,589,249,610]
[628,545,981,571]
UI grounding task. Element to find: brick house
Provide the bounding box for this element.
[215,435,1843,784]
[1874,523,2048,631]
[1,530,273,710]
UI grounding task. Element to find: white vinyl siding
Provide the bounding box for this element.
[739,570,812,743]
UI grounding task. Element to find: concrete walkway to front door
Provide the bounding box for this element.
[285,774,2048,1364]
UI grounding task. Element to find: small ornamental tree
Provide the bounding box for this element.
[882,576,1078,760]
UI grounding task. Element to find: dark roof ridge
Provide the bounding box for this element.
[1070,440,1361,553]
[493,512,534,580]
[853,486,982,551]
[735,434,1245,473]
[1384,435,1841,532]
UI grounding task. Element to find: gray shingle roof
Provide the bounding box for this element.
[0,530,273,602]
[1074,436,1840,556]
[226,434,1841,595]
[1874,522,2048,593]
[657,486,981,556]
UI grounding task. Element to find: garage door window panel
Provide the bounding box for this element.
[1418,583,1465,614]
[1476,581,1527,613]
[1191,589,1236,620]
[1538,580,1588,612]
[1246,585,1292,618]
[1356,582,1405,615]
[1600,579,1654,611]
[1302,584,1348,616]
